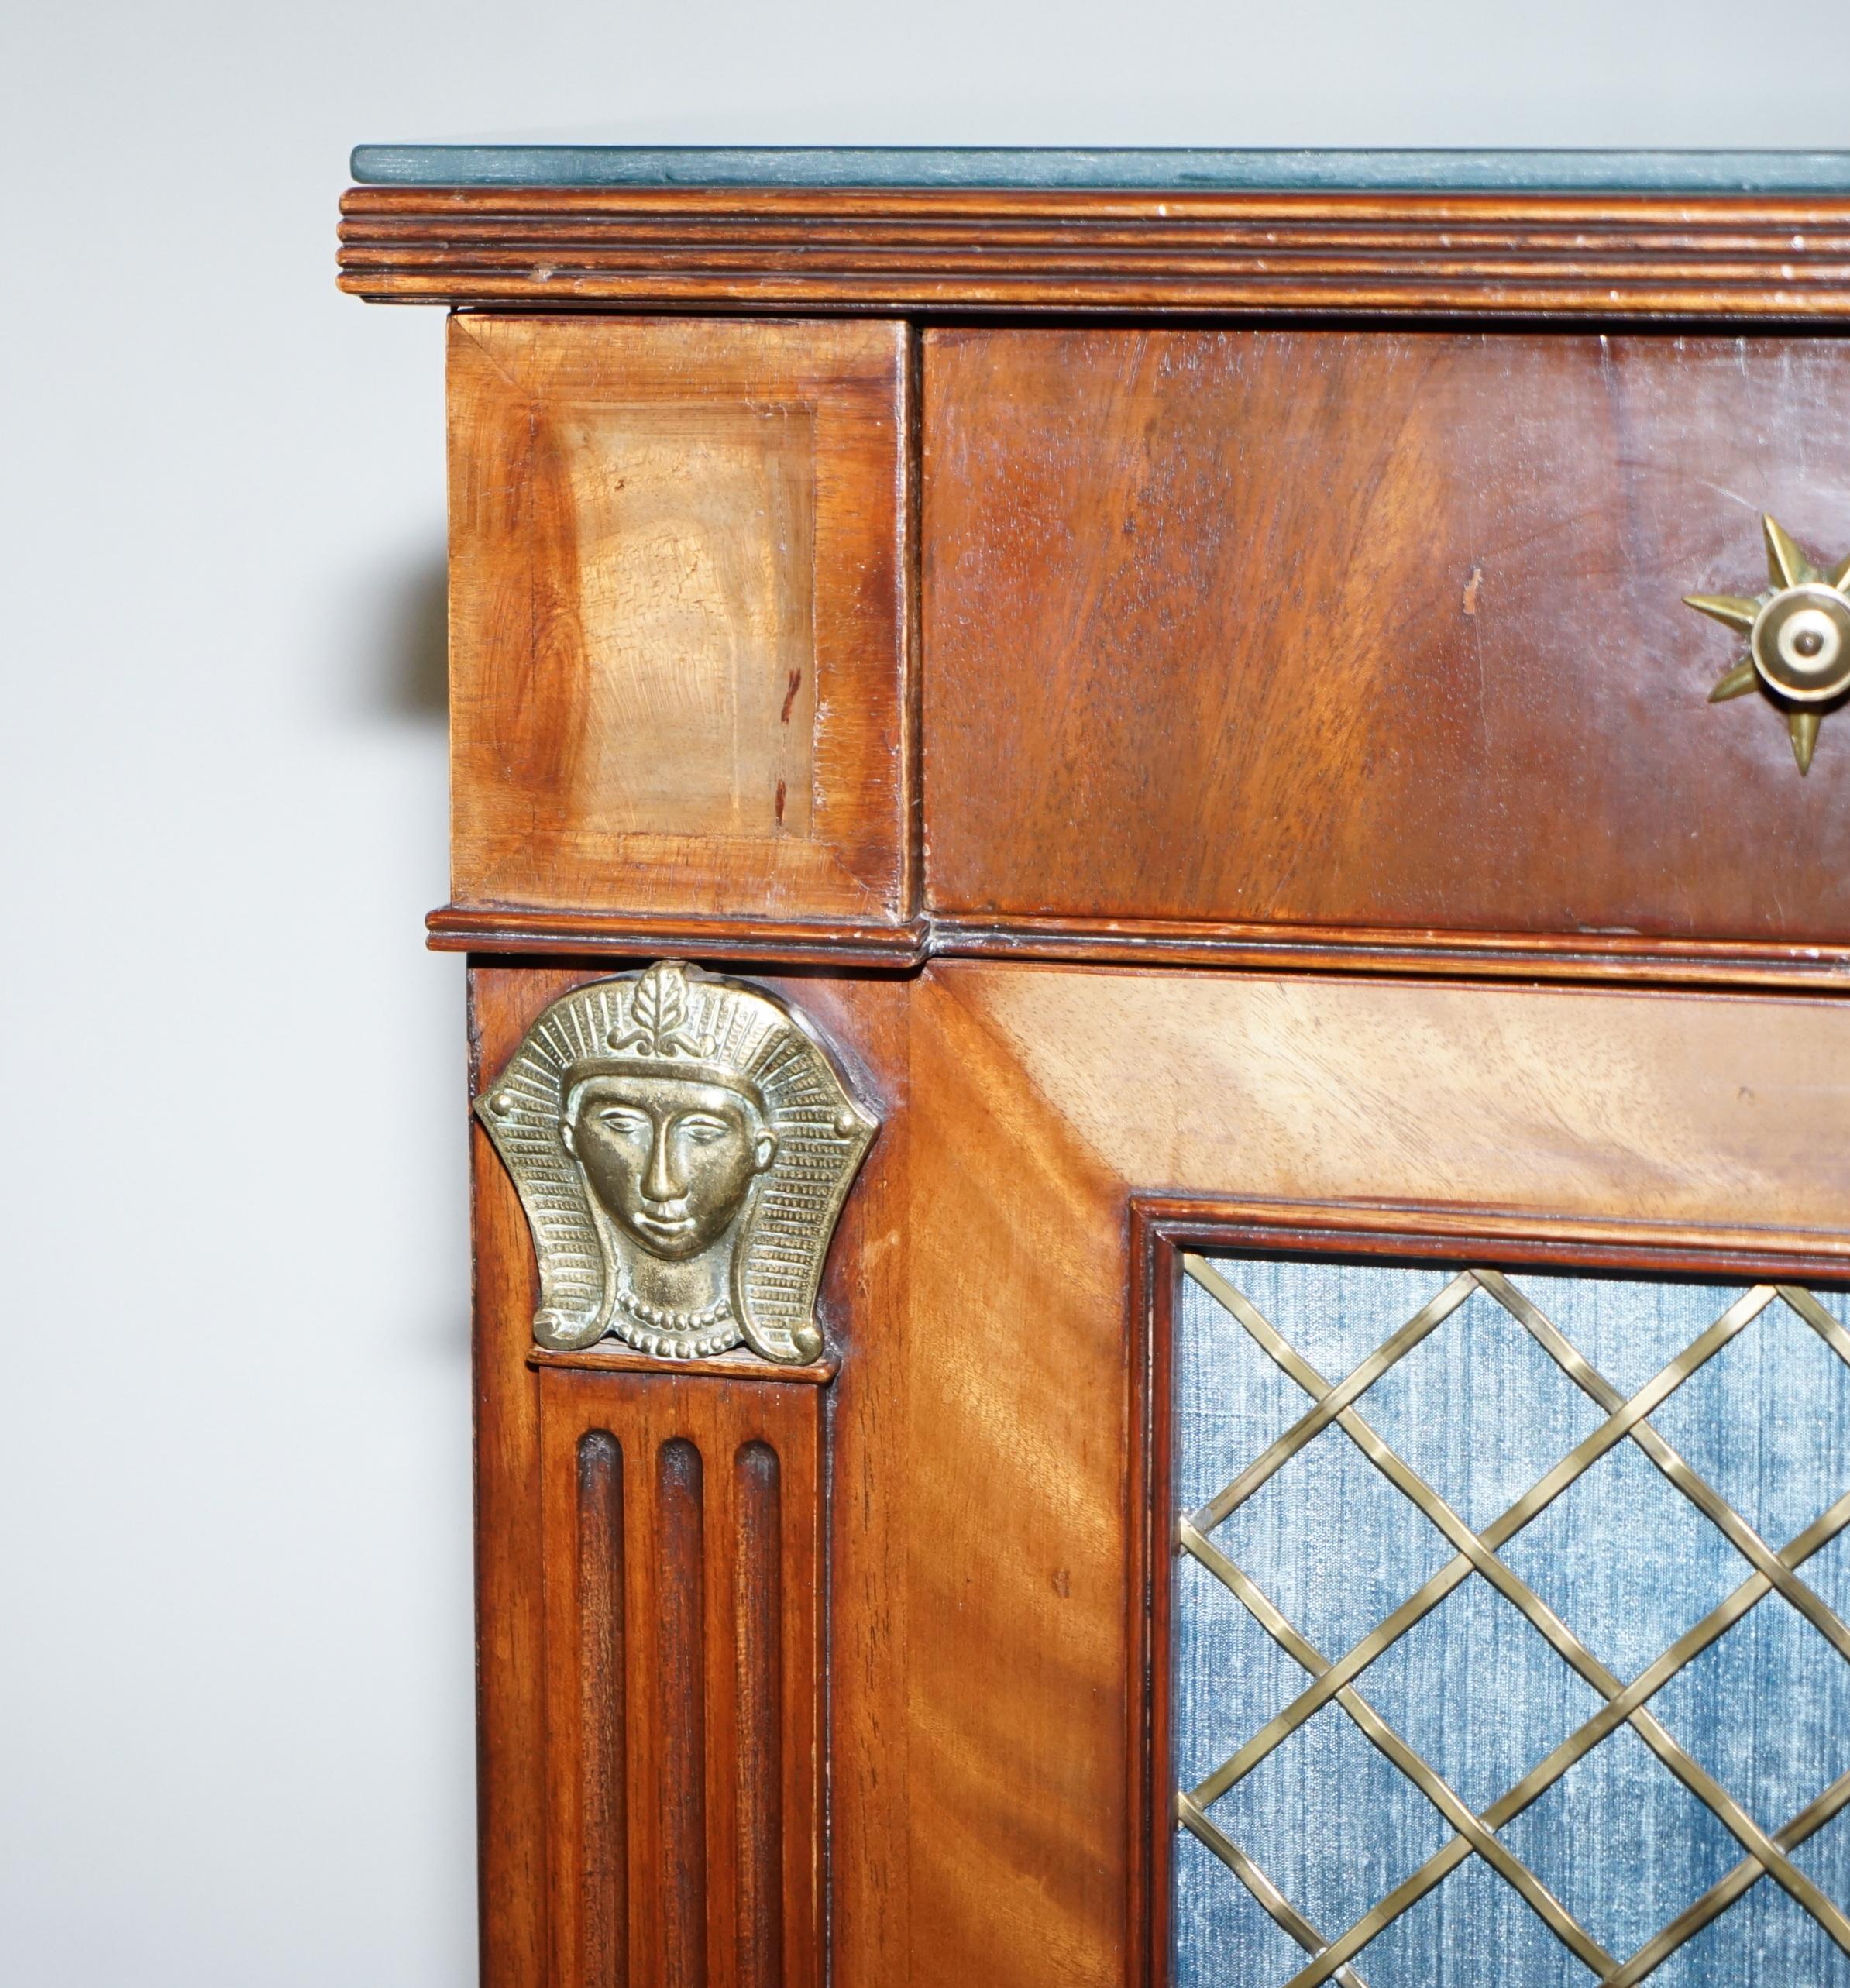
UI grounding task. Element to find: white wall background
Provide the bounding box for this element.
[1,4,1844,1981]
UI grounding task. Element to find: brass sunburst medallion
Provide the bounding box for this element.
[1684,514,1850,776]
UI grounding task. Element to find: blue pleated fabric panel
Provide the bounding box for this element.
[1171,1258,1850,1987]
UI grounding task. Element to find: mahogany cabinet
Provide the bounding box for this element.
[342,150,1850,1988]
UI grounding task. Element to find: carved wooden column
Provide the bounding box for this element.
[440,309,910,1988]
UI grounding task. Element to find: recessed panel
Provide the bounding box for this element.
[1169,1254,1850,1986]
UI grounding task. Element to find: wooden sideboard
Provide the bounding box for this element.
[342,150,1850,1988]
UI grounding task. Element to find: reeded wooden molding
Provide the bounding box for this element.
[429,903,1850,989]
[538,1370,827,1986]
[341,187,1850,316]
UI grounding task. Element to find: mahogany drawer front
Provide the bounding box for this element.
[922,328,1850,951]
[447,315,910,931]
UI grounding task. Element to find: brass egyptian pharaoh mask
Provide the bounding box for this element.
[476,961,878,1364]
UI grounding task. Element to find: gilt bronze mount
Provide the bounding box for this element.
[1685,514,1850,775]
[476,961,878,1364]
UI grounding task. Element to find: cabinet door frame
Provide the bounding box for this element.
[1135,1199,1850,1986]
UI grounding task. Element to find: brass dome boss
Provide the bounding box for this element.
[1685,515,1850,776]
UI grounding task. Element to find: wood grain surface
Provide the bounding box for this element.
[924,328,1850,948]
[448,317,910,927]
[339,186,1850,316]
[429,315,1850,987]
[472,965,571,1988]
[876,965,1850,1988]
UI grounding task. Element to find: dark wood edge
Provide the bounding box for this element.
[902,328,926,926]
[429,906,930,965]
[340,186,1850,316]
[1127,1191,1850,1986]
[528,1345,839,1384]
[930,917,1850,988]
[1134,1195,1850,1281]
[1126,1202,1173,1988]
[431,904,1850,990]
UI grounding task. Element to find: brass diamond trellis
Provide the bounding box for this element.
[1174,1256,1850,1987]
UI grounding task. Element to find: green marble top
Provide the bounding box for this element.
[349,146,1850,194]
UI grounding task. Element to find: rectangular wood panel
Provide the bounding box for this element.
[449,315,910,928]
[922,328,1850,952]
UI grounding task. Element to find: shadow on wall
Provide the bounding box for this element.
[331,545,450,727]
[378,552,449,721]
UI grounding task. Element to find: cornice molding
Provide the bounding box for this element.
[341,187,1850,317]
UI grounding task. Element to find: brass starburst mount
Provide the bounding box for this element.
[1685,514,1850,776]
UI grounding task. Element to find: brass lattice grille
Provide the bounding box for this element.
[1174,1256,1850,1986]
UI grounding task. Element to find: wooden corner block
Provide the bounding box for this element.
[446,316,912,935]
